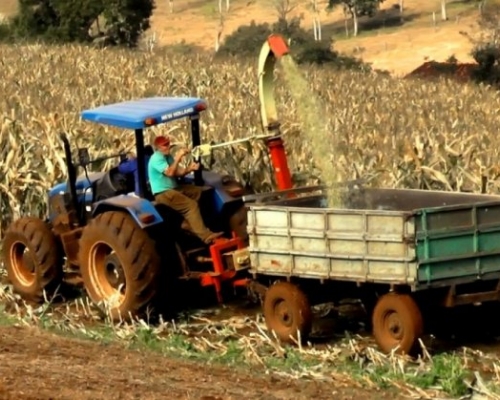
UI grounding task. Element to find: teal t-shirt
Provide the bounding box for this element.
[148,151,179,195]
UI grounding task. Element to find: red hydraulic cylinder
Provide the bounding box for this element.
[266,137,293,191]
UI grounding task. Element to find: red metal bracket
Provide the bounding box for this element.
[200,233,245,303]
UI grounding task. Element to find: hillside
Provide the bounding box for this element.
[0,0,490,75]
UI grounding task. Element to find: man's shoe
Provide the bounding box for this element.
[204,231,224,244]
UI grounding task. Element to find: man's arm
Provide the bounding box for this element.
[172,164,196,177]
[164,150,194,177]
[150,151,194,178]
[165,157,183,177]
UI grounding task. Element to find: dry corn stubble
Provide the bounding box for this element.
[2,43,500,236]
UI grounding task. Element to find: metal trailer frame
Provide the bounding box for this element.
[242,185,500,355]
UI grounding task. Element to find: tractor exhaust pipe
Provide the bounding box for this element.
[59,132,81,225]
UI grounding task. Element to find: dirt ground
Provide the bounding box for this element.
[0,325,400,400]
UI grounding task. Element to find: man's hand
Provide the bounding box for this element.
[188,162,200,172]
[175,148,190,162]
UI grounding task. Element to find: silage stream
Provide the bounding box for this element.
[280,55,343,208]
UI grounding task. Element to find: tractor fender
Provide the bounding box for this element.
[92,195,163,229]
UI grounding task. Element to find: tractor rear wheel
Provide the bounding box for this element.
[78,211,161,321]
[263,281,312,344]
[372,292,424,355]
[2,217,63,303]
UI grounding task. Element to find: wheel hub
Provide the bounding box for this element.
[275,300,293,327]
[10,242,36,286]
[385,311,404,340]
[89,242,127,305]
[103,254,126,292]
[22,252,36,274]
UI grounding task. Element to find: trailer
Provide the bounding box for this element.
[242,185,500,355]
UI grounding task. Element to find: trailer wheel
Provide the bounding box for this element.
[2,217,63,303]
[78,211,161,321]
[372,292,423,355]
[263,281,312,343]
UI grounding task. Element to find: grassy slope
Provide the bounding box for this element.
[0,0,488,75]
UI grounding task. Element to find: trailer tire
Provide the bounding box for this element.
[263,281,312,344]
[372,292,423,355]
[2,217,63,303]
[78,211,161,322]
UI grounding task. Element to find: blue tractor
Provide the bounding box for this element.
[2,97,251,321]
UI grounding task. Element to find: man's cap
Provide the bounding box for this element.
[154,136,170,147]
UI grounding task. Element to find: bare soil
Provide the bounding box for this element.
[0,325,399,400]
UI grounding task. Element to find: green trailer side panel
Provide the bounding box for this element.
[415,201,500,285]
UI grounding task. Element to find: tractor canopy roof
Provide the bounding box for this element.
[80,97,207,129]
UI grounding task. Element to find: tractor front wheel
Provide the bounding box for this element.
[263,281,312,344]
[78,211,161,321]
[372,292,424,355]
[2,217,63,303]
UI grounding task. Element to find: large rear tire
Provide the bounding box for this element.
[2,217,63,303]
[78,211,161,321]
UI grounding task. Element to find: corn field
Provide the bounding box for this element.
[2,43,500,236]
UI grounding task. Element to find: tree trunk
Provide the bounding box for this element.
[169,0,173,13]
[215,0,224,52]
[311,0,321,41]
[352,7,358,37]
[226,0,230,11]
[344,8,349,37]
[441,0,447,21]
[479,0,487,15]
[399,0,404,13]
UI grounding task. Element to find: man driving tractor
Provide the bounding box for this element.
[148,135,224,244]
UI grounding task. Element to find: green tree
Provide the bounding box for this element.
[100,0,155,47]
[11,0,154,47]
[327,0,385,36]
[460,3,500,87]
[217,16,371,70]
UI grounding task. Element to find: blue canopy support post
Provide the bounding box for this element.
[134,128,148,199]
[190,114,204,186]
